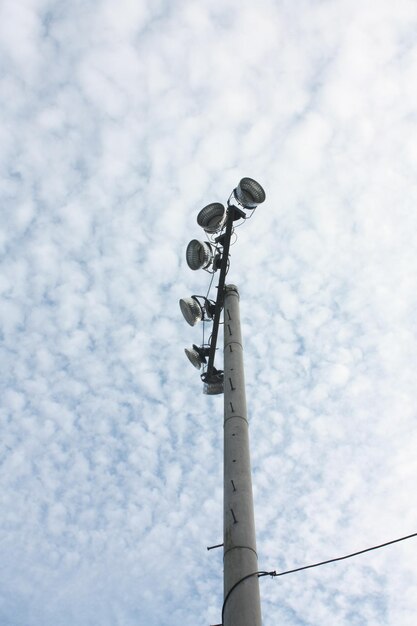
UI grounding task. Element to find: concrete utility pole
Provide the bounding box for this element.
[223,284,262,626]
[181,178,266,624]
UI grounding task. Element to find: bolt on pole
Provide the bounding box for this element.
[223,284,262,626]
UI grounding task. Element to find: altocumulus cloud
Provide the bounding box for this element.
[1,0,417,625]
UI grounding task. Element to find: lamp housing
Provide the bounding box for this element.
[179,296,215,326]
[197,203,226,234]
[179,297,203,326]
[234,178,266,209]
[186,239,213,271]
[202,369,224,395]
[184,345,209,370]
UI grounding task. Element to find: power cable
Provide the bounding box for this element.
[270,530,417,578]
[221,531,417,624]
[221,571,272,625]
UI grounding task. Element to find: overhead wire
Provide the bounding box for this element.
[270,530,417,578]
[220,531,417,623]
[221,571,272,625]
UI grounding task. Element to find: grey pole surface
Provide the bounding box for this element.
[223,284,262,626]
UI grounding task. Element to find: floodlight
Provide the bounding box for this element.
[234,178,266,209]
[202,369,224,395]
[184,345,209,370]
[197,203,226,234]
[179,296,215,326]
[179,297,203,326]
[186,239,213,270]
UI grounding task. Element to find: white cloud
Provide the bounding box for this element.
[1,0,417,624]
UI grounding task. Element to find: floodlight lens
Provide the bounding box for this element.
[184,347,203,370]
[186,240,213,270]
[179,297,203,326]
[235,178,266,209]
[197,203,226,234]
[203,380,224,395]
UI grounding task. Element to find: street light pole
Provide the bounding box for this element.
[223,284,262,626]
[180,178,266,624]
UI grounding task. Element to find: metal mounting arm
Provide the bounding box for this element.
[203,204,238,383]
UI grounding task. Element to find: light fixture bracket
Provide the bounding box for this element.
[194,295,216,320]
[201,367,223,382]
[229,204,247,221]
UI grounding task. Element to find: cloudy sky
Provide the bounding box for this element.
[1,0,417,624]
